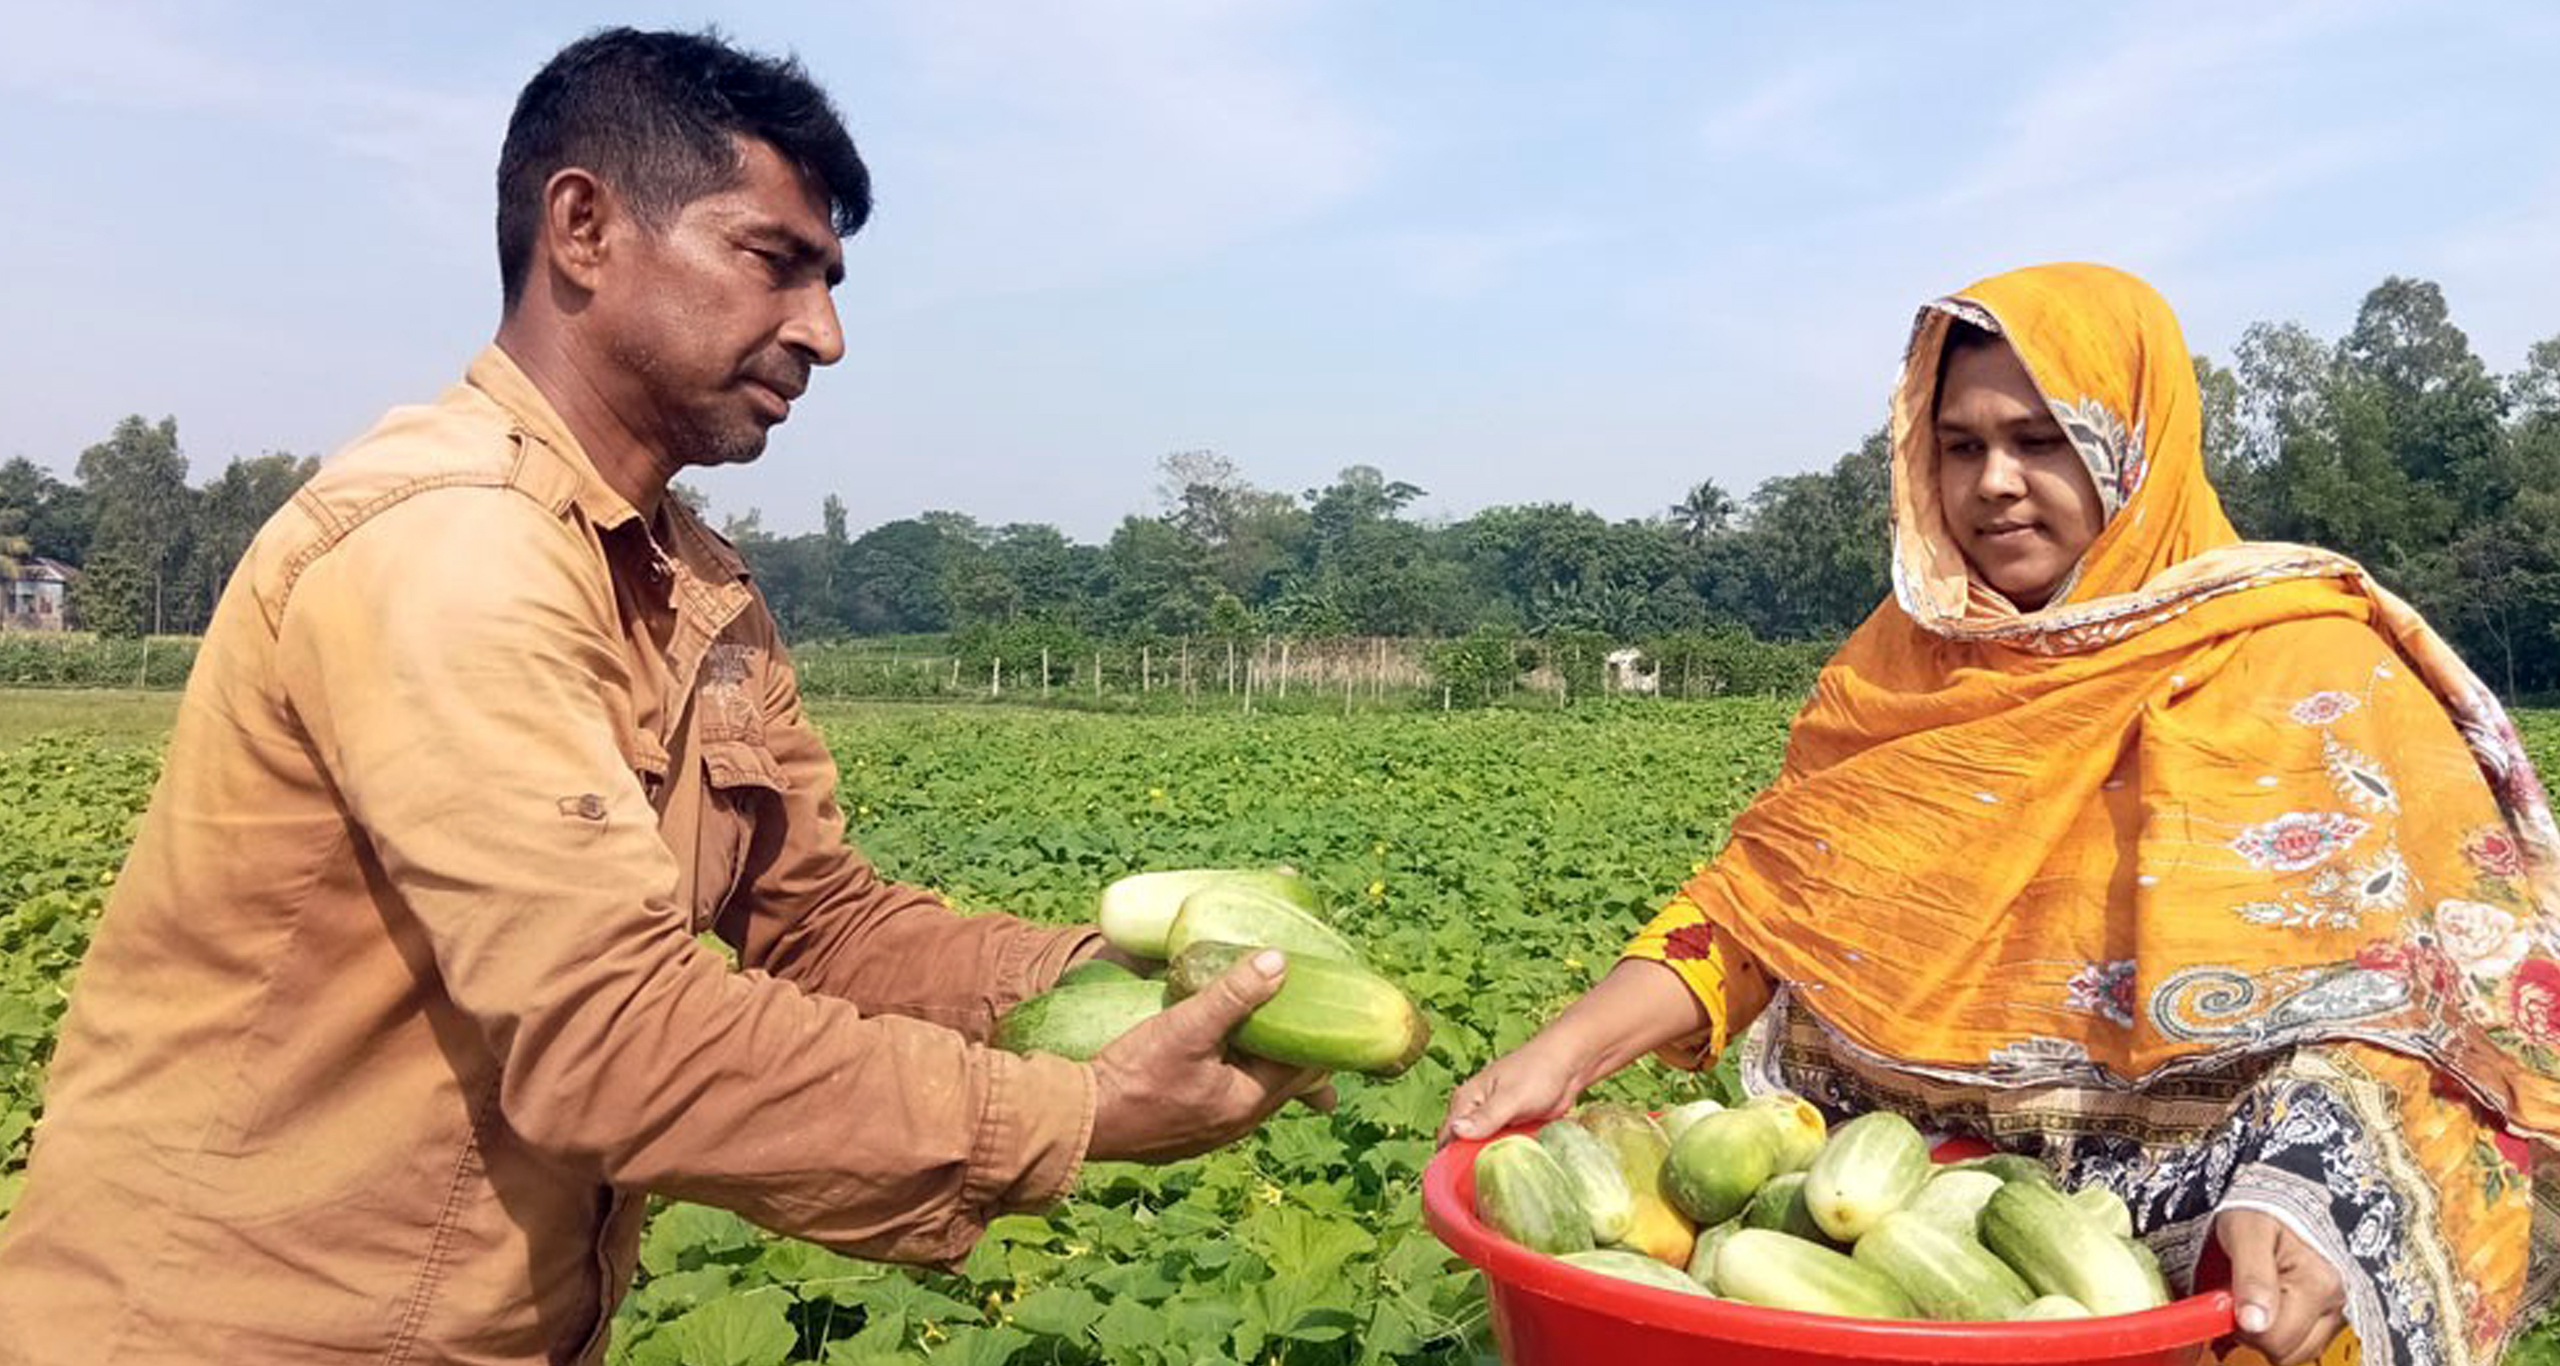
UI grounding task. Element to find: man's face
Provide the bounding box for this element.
[594,136,846,469]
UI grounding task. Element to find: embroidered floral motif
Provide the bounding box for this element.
[2349,848,2410,916]
[2509,959,2560,1045]
[2321,736,2399,815]
[1984,1034,2101,1080]
[2231,812,2371,872]
[2064,959,2137,1026]
[1663,922,1719,960]
[2466,827,2525,880]
[2048,394,2147,515]
[2235,892,2363,932]
[2355,938,2411,974]
[2352,932,2466,1023]
[2435,900,2531,979]
[2291,691,2361,725]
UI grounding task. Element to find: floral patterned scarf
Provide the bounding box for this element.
[1676,262,2560,1140]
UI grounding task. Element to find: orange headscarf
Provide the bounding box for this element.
[1674,263,2560,1139]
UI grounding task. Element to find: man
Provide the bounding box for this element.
[0,29,1321,1365]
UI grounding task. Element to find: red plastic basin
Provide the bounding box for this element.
[1423,1130,2234,1366]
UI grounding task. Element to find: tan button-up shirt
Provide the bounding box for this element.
[0,348,1101,1365]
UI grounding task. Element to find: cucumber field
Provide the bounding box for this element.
[8,695,2560,1365]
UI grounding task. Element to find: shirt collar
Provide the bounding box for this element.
[462,344,750,586]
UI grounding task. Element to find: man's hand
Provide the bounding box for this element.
[2216,1208,2347,1366]
[1086,949,1335,1163]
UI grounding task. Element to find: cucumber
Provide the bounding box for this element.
[1560,1248,1711,1295]
[1055,958,1141,988]
[1714,1228,1916,1319]
[1740,1093,1828,1173]
[1949,1153,2059,1187]
[1662,1107,1779,1227]
[2016,1294,2095,1320]
[1802,1111,1929,1242]
[1851,1210,2034,1321]
[1166,880,1362,965]
[2069,1183,2135,1240]
[2123,1235,2173,1303]
[1097,868,1320,959]
[1687,1219,1742,1293]
[1977,1179,2168,1315]
[1164,942,1430,1076]
[1577,1104,1698,1267]
[992,978,1169,1060]
[1474,1135,1595,1256]
[1536,1117,1636,1245]
[1742,1172,1832,1244]
[1903,1170,2007,1232]
[1660,1098,1726,1142]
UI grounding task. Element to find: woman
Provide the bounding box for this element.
[1444,263,2558,1366]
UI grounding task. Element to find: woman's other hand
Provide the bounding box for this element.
[1441,1034,1591,1144]
[2216,1208,2347,1366]
[1439,959,1711,1145]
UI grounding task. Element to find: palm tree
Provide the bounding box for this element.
[1672,480,1735,547]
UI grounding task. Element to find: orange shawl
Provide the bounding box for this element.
[1673,263,2560,1139]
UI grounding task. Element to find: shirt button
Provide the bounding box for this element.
[576,793,607,821]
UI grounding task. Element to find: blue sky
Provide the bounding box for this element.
[5,1,2556,540]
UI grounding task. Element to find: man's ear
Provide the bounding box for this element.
[538,167,616,297]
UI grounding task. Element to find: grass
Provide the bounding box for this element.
[0,688,182,749]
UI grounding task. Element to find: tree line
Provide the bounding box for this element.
[6,276,2558,694]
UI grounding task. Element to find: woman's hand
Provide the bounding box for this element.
[2216,1208,2347,1366]
[1439,959,1711,1144]
[1441,1033,1593,1144]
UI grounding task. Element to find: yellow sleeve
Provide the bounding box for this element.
[1622,894,1774,1070]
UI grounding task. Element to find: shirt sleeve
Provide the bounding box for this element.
[716,637,1100,1039]
[1622,894,1775,1069]
[276,487,1092,1265]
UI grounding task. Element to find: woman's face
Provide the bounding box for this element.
[1934,339,2105,610]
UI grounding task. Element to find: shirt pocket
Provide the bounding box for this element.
[692,736,786,928]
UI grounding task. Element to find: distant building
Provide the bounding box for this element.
[1604,646,1657,695]
[2,557,77,630]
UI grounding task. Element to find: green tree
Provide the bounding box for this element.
[2336,276,2504,518]
[1098,516,1222,637]
[2509,336,2560,423]
[186,452,317,625]
[1714,430,1889,638]
[2193,355,2262,532]
[839,516,969,634]
[0,508,30,583]
[76,416,194,636]
[0,457,92,564]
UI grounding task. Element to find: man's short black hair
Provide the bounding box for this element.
[496,27,871,309]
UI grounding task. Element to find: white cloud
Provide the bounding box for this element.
[1697,55,1859,166]
[854,0,1384,305]
[1,0,502,233]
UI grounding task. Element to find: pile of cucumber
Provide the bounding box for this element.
[993,868,1431,1078]
[1474,1096,2172,1322]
